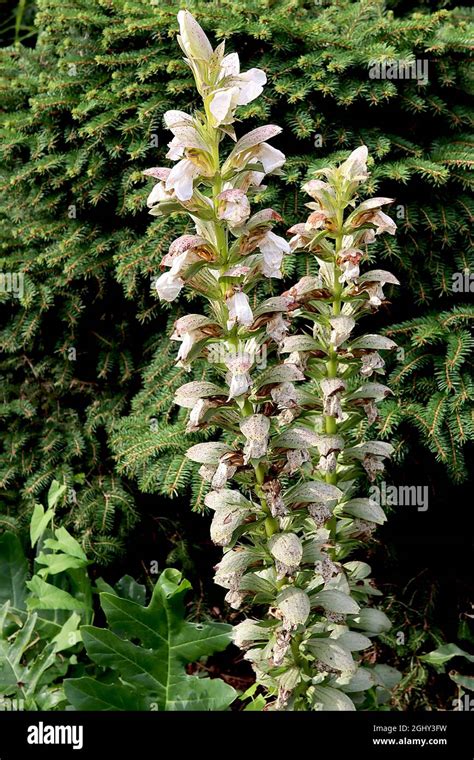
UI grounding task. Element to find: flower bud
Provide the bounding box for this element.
[177,10,213,62]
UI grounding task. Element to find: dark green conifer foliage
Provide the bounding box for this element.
[0,0,472,554]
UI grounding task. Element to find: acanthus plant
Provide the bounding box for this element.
[144,10,401,711]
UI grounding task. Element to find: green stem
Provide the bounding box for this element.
[323,203,346,516]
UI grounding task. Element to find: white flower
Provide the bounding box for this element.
[169,249,201,278]
[239,170,266,191]
[258,231,290,278]
[320,378,346,420]
[372,210,397,235]
[363,400,378,425]
[305,209,329,231]
[209,56,267,126]
[177,10,213,61]
[302,179,335,203]
[171,314,210,364]
[233,67,267,104]
[339,145,369,183]
[308,503,332,526]
[225,589,245,609]
[261,480,288,519]
[224,125,285,175]
[283,448,310,474]
[356,269,400,307]
[253,142,285,173]
[166,137,186,161]
[164,109,195,129]
[165,159,200,201]
[337,248,363,284]
[288,223,311,251]
[314,554,339,582]
[225,352,253,399]
[351,200,397,237]
[270,382,298,409]
[317,451,338,474]
[226,291,254,330]
[272,629,291,666]
[144,168,174,208]
[147,181,175,207]
[164,234,212,263]
[217,189,251,227]
[266,313,290,343]
[240,414,270,463]
[359,229,376,245]
[209,87,240,126]
[360,352,385,377]
[218,52,240,78]
[186,398,214,432]
[155,271,184,302]
[211,461,237,490]
[365,282,386,307]
[362,454,386,482]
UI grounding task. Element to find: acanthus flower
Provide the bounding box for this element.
[240,414,270,463]
[225,352,253,399]
[266,313,290,344]
[217,188,251,227]
[257,230,290,278]
[320,378,346,420]
[150,11,401,712]
[170,314,214,365]
[226,290,254,330]
[360,352,385,377]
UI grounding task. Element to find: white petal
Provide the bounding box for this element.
[164,110,194,129]
[166,159,199,202]
[168,250,199,277]
[226,291,254,328]
[166,137,185,161]
[220,52,240,79]
[177,332,195,362]
[155,272,184,302]
[147,182,173,207]
[259,230,291,255]
[254,143,285,173]
[340,145,369,182]
[228,372,251,399]
[235,68,267,105]
[209,87,239,126]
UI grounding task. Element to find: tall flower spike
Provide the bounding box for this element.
[145,12,401,711]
